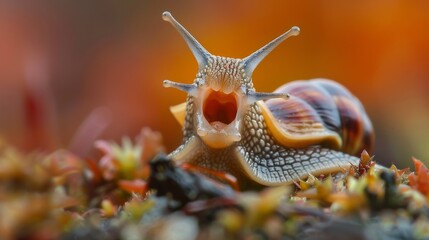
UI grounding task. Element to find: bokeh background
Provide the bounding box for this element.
[1,1,428,168]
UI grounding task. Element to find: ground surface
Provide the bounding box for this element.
[1,129,429,240]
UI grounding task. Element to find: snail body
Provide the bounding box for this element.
[162,12,374,189]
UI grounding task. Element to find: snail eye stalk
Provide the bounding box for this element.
[162,11,211,71]
[242,26,300,79]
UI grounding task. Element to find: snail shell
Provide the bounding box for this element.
[261,79,374,156]
[161,11,375,189]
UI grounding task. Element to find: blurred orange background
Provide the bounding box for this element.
[1,1,428,168]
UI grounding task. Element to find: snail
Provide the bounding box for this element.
[162,11,374,189]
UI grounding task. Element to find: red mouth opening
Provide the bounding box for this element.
[203,90,238,127]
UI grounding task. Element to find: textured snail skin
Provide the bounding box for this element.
[162,12,374,190]
[169,59,373,189]
[174,111,362,190]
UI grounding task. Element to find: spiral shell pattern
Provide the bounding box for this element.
[264,79,374,156]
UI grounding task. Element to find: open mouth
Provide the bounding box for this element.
[196,88,242,148]
[203,90,238,130]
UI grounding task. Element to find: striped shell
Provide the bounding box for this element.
[259,78,374,156]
